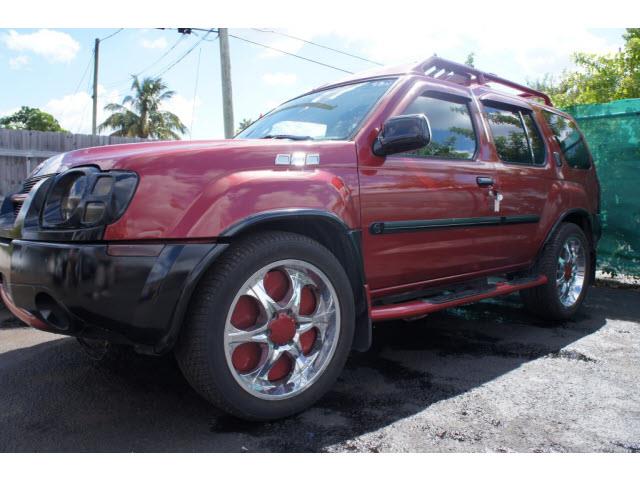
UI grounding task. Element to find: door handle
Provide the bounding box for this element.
[476,176,494,187]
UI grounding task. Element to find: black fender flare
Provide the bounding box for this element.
[538,208,600,283]
[159,209,371,353]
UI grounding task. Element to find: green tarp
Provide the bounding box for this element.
[565,99,640,278]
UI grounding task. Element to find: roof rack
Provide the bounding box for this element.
[413,56,553,107]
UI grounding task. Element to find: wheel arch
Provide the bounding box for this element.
[539,208,597,283]
[220,209,371,352]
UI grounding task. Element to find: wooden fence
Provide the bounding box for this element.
[0,129,149,200]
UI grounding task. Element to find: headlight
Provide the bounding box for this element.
[42,167,138,229]
[59,173,88,221]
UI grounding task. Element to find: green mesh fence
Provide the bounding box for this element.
[565,99,640,278]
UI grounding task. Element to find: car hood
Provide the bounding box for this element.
[32,138,341,176]
[30,138,359,180]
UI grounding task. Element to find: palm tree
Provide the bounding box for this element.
[99,76,187,139]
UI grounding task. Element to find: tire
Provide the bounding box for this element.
[521,222,591,321]
[175,231,355,421]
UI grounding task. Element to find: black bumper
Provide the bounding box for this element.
[0,238,227,354]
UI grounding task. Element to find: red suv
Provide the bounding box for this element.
[0,57,600,420]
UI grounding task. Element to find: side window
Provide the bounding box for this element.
[542,111,591,169]
[400,93,477,160]
[483,104,545,165]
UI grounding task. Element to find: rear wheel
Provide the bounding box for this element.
[521,222,590,321]
[175,231,354,420]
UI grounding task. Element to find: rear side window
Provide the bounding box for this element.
[400,94,477,160]
[542,111,591,169]
[483,104,545,165]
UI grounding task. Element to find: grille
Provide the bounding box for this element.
[11,174,55,219]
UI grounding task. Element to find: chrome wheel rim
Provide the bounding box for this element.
[556,235,587,307]
[223,259,340,400]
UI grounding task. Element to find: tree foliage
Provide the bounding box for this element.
[236,118,253,135]
[464,52,475,68]
[0,106,66,132]
[99,76,187,139]
[530,28,640,108]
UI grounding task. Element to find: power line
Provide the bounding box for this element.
[191,29,354,74]
[100,28,123,42]
[135,35,187,77]
[153,29,213,79]
[72,52,94,95]
[102,34,189,90]
[75,67,94,134]
[227,32,354,74]
[190,47,202,139]
[252,28,383,66]
[60,48,93,123]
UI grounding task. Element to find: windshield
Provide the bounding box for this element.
[237,79,396,141]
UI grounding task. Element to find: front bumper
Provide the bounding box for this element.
[0,238,226,354]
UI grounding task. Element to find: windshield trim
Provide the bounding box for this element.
[236,76,399,142]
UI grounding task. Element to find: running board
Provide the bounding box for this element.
[370,275,547,322]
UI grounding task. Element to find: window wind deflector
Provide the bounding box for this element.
[260,134,315,141]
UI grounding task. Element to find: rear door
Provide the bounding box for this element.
[480,97,556,263]
[359,83,511,294]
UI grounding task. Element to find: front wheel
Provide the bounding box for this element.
[175,231,355,421]
[521,222,591,321]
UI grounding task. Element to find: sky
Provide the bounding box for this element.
[0,27,627,139]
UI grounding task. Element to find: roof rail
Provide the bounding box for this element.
[413,56,553,107]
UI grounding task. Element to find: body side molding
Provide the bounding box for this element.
[369,214,540,235]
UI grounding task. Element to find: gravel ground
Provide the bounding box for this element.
[1,285,639,452]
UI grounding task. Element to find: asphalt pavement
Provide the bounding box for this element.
[1,286,639,452]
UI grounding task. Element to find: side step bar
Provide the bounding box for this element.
[370,275,547,322]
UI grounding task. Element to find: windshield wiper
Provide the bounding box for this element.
[261,134,314,141]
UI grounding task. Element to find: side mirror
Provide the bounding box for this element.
[373,114,431,156]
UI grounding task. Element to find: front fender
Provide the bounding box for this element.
[175,168,360,238]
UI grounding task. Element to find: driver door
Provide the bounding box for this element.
[359,86,514,294]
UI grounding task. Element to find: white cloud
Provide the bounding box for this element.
[44,85,121,134]
[321,26,622,83]
[262,72,297,86]
[3,29,80,63]
[8,55,29,70]
[141,37,168,49]
[161,94,201,136]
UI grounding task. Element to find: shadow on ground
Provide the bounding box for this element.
[0,286,636,452]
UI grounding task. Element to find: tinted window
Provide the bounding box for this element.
[522,114,545,165]
[484,105,545,165]
[401,94,476,159]
[542,111,591,169]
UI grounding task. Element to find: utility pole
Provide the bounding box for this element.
[92,38,100,136]
[218,28,234,139]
